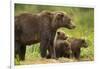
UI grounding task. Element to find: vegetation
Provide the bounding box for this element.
[15,3,94,65]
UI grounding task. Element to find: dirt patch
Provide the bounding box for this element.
[19,57,92,65]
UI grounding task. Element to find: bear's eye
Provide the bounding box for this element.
[68,18,71,22]
[60,14,64,17]
[58,12,64,17]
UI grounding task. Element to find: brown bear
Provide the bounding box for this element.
[15,11,76,60]
[47,31,71,59]
[68,38,88,60]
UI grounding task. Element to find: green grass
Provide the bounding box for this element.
[15,4,94,65]
[26,43,41,59]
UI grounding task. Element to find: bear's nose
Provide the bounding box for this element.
[72,24,76,28]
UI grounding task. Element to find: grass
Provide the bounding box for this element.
[15,4,94,65]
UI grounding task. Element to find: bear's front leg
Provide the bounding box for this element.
[48,44,56,59]
[49,33,57,59]
[40,37,48,58]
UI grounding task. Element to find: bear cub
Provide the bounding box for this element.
[54,31,71,58]
[47,31,71,59]
[68,38,88,60]
[47,31,88,60]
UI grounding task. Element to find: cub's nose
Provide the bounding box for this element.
[64,36,68,40]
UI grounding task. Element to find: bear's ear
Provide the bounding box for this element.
[44,11,52,15]
[56,12,64,19]
[57,32,60,35]
[41,11,53,16]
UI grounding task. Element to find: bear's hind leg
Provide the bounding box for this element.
[19,45,26,61]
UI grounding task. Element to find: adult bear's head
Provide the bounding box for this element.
[52,12,76,29]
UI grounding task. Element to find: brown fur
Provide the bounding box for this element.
[47,31,71,58]
[15,11,75,60]
[69,38,88,59]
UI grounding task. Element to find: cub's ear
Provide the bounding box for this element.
[81,39,85,43]
[57,32,60,35]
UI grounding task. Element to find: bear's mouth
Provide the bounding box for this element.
[67,24,76,29]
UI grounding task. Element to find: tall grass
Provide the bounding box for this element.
[26,43,40,59]
[15,4,94,65]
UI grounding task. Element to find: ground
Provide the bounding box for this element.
[15,44,94,65]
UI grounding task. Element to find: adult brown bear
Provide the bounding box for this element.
[15,11,76,60]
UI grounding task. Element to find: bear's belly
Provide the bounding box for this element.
[20,32,40,45]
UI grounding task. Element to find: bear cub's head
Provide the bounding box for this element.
[80,39,88,48]
[56,31,68,40]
